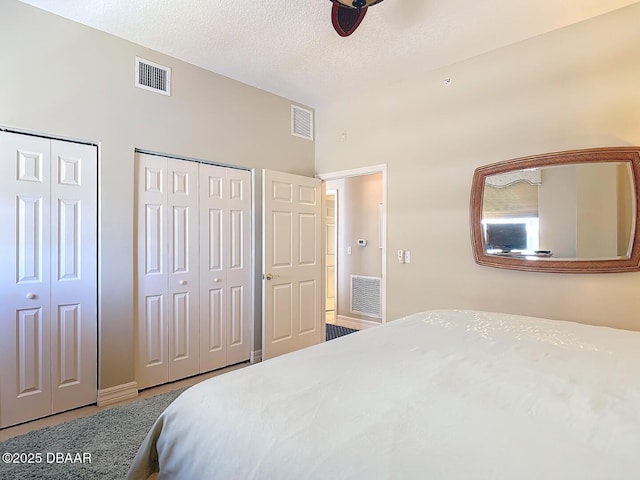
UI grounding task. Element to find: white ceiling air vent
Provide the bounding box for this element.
[291,105,313,140]
[135,57,171,96]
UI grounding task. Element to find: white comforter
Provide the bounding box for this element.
[127,310,640,480]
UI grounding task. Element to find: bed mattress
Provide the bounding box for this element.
[127,309,640,480]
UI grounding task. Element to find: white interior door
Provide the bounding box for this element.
[166,158,200,382]
[49,139,98,414]
[223,168,251,365]
[262,169,323,360]
[199,164,251,371]
[0,134,52,427]
[136,153,170,389]
[136,153,252,389]
[0,131,97,428]
[136,153,200,388]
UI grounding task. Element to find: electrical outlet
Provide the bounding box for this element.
[347,246,352,255]
[404,250,411,264]
[397,249,404,264]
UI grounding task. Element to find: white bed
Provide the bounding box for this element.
[127,310,640,480]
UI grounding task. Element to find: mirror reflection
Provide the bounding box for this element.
[482,162,635,260]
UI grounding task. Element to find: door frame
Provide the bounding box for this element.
[316,164,387,325]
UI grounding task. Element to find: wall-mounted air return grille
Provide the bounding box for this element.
[350,275,381,319]
[135,57,171,96]
[291,105,313,140]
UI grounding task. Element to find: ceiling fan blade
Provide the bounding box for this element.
[331,3,368,37]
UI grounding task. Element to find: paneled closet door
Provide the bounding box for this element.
[135,153,169,389]
[224,167,251,365]
[136,153,200,389]
[166,158,199,382]
[199,164,251,372]
[0,132,97,428]
[49,140,98,414]
[0,134,53,427]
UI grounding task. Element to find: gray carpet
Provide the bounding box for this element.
[0,388,185,479]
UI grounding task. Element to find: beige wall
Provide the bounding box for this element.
[539,165,577,258]
[315,3,640,331]
[539,163,630,259]
[0,1,315,389]
[576,163,618,258]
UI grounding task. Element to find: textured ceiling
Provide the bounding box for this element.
[17,0,639,107]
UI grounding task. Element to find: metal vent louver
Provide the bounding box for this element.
[135,57,171,96]
[291,105,313,140]
[350,275,381,318]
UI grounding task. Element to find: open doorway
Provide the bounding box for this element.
[319,165,387,330]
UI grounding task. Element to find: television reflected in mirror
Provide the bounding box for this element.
[470,147,640,273]
[484,222,529,253]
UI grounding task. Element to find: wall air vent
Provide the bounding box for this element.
[291,105,314,140]
[135,57,171,96]
[350,275,381,319]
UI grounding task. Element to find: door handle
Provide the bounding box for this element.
[263,273,280,280]
[26,293,37,300]
[179,280,187,285]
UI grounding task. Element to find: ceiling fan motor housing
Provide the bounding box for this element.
[330,0,385,36]
[333,0,385,8]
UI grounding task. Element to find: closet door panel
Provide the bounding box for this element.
[199,164,228,371]
[50,140,98,414]
[206,287,224,351]
[226,169,251,365]
[228,209,245,350]
[135,153,169,389]
[0,133,52,428]
[167,159,200,381]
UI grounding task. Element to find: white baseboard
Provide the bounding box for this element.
[336,315,381,330]
[250,349,262,363]
[97,381,138,407]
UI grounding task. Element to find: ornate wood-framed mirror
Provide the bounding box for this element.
[470,147,640,273]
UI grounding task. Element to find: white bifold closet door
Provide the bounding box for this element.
[0,131,98,429]
[135,153,250,390]
[199,163,251,371]
[136,154,200,388]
